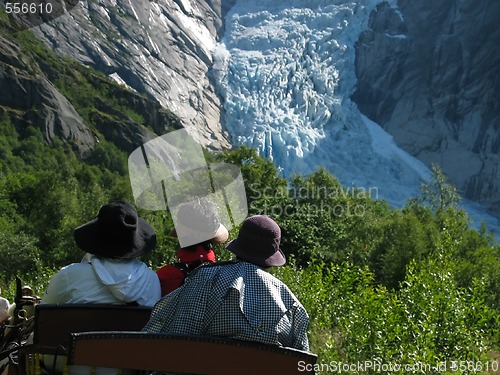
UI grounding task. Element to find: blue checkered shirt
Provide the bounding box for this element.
[143,261,309,351]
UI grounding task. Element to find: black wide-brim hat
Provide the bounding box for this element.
[226,215,286,267]
[73,200,156,259]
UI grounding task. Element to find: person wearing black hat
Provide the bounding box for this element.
[42,200,161,307]
[143,215,310,351]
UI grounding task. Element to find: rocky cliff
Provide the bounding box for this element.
[0,11,181,158]
[33,0,233,150]
[353,0,500,217]
[0,18,94,156]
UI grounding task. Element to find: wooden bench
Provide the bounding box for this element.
[68,331,318,375]
[21,304,152,374]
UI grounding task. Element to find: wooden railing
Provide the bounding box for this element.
[69,331,318,375]
[21,304,153,374]
[16,304,317,375]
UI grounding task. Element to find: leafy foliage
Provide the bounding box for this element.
[220,148,500,372]
[275,242,498,373]
[2,131,500,371]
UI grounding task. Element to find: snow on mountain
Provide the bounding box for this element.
[214,0,500,234]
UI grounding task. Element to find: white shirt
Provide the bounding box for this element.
[42,255,161,307]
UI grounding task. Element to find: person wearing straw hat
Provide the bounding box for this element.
[143,215,310,351]
[156,198,229,296]
[42,200,161,307]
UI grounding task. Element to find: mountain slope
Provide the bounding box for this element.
[353,0,500,217]
[0,10,181,159]
[19,0,500,231]
[33,0,233,150]
[213,0,500,232]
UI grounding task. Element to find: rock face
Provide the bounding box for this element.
[353,0,500,217]
[0,30,95,156]
[0,14,183,157]
[34,0,233,150]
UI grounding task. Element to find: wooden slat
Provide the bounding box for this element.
[33,304,152,355]
[69,331,317,375]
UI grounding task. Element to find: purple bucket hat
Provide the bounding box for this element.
[226,215,286,267]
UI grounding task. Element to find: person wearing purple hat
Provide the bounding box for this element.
[143,215,310,351]
[225,214,287,267]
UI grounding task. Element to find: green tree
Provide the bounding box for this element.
[369,210,431,289]
[411,163,460,212]
[215,146,287,210]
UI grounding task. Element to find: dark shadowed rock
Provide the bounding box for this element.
[353,0,500,217]
[0,32,95,156]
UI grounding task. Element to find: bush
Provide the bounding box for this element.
[0,231,41,284]
[275,252,497,374]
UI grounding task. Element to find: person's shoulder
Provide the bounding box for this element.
[55,261,88,271]
[206,261,282,285]
[254,265,285,284]
[186,260,243,282]
[249,265,300,295]
[52,261,93,278]
[200,260,273,276]
[156,263,182,276]
[196,260,242,272]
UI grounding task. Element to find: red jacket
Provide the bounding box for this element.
[156,246,216,296]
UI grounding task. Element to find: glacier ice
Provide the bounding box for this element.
[215,0,500,234]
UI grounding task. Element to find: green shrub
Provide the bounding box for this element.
[275,253,497,374]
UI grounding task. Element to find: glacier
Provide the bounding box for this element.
[213,0,500,234]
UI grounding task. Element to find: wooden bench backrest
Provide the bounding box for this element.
[68,331,318,375]
[33,304,152,355]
